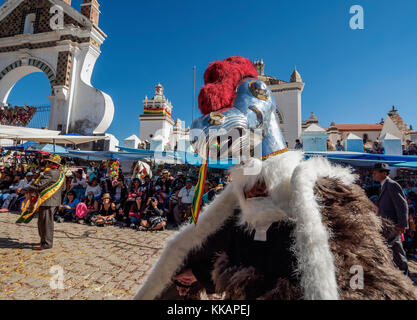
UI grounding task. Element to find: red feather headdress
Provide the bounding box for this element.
[198,56,258,116]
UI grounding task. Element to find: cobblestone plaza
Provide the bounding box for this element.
[0,213,176,300]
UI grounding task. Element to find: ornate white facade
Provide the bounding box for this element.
[139,84,189,151]
[0,0,114,135]
[254,60,304,149]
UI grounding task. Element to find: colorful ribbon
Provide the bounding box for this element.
[190,148,209,224]
[16,169,65,224]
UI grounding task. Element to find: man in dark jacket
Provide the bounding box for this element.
[22,155,63,251]
[373,163,409,274]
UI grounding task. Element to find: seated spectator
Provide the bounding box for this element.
[85,177,102,200]
[0,172,34,212]
[0,175,15,208]
[124,178,142,215]
[141,175,154,199]
[173,179,195,227]
[97,162,107,181]
[294,139,303,150]
[76,191,99,224]
[156,170,173,193]
[371,141,384,154]
[0,176,22,209]
[63,171,74,201]
[71,169,88,200]
[128,196,144,229]
[111,178,127,207]
[100,177,113,195]
[15,165,25,179]
[202,181,216,206]
[154,185,168,210]
[335,140,345,152]
[409,143,417,155]
[86,162,97,181]
[168,180,184,224]
[56,191,79,223]
[111,178,128,226]
[91,193,116,227]
[139,197,167,231]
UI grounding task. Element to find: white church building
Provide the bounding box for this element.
[139,84,189,151]
[254,59,304,149]
[0,0,114,136]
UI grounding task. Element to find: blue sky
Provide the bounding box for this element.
[5,0,417,142]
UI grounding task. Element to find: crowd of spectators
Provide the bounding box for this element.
[0,150,230,232]
[1,149,417,246]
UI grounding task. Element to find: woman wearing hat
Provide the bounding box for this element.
[91,193,116,227]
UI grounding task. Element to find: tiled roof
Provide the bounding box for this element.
[335,124,383,131]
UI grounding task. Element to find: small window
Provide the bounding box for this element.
[276,110,284,124]
[24,13,36,34]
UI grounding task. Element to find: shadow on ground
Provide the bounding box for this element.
[0,238,34,250]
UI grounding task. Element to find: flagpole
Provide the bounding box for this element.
[192,66,196,122]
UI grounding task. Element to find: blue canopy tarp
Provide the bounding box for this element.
[27,144,69,155]
[3,141,36,151]
[117,146,238,169]
[67,150,178,162]
[305,151,417,168]
[392,162,417,169]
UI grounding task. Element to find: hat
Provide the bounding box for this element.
[177,172,183,176]
[76,202,88,219]
[186,178,192,183]
[373,163,391,173]
[26,172,34,177]
[46,155,61,165]
[155,186,161,191]
[102,193,111,200]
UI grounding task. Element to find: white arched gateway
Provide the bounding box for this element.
[0,0,114,135]
[0,58,56,103]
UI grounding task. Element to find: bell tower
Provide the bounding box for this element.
[0,0,114,135]
[81,0,100,26]
[139,84,174,148]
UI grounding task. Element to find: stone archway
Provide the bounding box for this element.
[0,57,56,105]
[0,0,114,135]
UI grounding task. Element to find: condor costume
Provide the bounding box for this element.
[135,57,417,300]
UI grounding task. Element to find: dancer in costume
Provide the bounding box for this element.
[135,57,417,300]
[19,155,65,251]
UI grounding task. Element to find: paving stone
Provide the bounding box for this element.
[0,213,176,300]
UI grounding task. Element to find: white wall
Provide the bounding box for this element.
[140,118,173,148]
[70,47,114,135]
[338,131,380,142]
[273,89,302,149]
